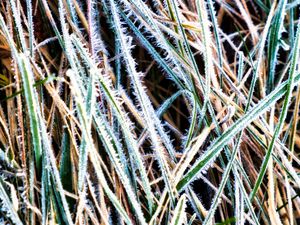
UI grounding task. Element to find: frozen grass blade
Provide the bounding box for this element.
[207,0,223,87]
[70,33,154,216]
[170,194,187,225]
[26,0,34,56]
[8,0,27,52]
[109,0,176,204]
[18,54,42,171]
[119,9,186,90]
[196,0,213,104]
[250,16,300,201]
[267,0,287,94]
[1,1,300,224]
[177,70,300,191]
[202,134,243,225]
[0,178,22,225]
[20,54,74,224]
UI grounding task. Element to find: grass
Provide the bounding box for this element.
[0,0,300,224]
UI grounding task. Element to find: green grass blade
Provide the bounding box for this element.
[170,194,187,225]
[267,0,287,93]
[18,54,42,171]
[177,71,300,191]
[250,14,300,201]
[109,0,176,204]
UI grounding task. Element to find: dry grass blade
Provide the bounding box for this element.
[0,0,299,224]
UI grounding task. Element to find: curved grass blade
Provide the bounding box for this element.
[202,5,276,222]
[177,71,300,191]
[250,14,300,201]
[167,0,209,146]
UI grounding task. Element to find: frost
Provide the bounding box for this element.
[0,179,23,225]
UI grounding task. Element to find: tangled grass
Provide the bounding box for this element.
[0,0,300,224]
